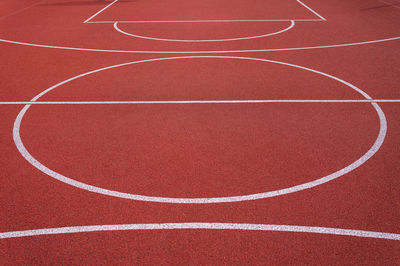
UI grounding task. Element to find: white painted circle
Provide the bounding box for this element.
[113,21,295,42]
[13,56,387,204]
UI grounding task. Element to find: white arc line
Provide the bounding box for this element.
[0,223,399,240]
[12,56,387,204]
[84,0,118,23]
[0,36,399,54]
[113,21,295,42]
[2,99,400,105]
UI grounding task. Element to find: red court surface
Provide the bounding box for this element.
[89,0,321,21]
[0,0,399,264]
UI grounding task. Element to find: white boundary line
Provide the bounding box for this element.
[85,0,325,23]
[2,99,400,105]
[296,0,327,21]
[0,36,398,53]
[87,19,324,23]
[1,223,399,240]
[113,20,295,42]
[12,56,387,204]
[84,0,118,23]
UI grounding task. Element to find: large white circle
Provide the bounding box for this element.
[13,56,387,204]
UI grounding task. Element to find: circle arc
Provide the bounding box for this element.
[1,223,399,240]
[13,56,387,204]
[0,36,399,54]
[113,20,295,42]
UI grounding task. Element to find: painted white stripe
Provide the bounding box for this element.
[296,0,327,21]
[85,0,325,23]
[379,0,400,9]
[2,99,400,105]
[0,36,398,54]
[113,20,295,42]
[0,223,399,240]
[84,0,118,23]
[12,56,387,204]
[88,19,324,23]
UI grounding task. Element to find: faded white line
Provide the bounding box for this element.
[379,0,400,9]
[0,0,46,21]
[296,0,327,21]
[113,20,295,42]
[2,99,400,105]
[84,0,118,23]
[1,223,399,240]
[0,36,398,54]
[12,56,387,204]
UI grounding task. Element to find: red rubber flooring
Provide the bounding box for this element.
[0,0,399,264]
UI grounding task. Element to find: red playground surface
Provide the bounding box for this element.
[0,0,399,264]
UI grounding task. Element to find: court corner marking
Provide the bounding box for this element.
[296,0,327,21]
[84,0,119,23]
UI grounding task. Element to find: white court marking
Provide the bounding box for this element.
[0,0,398,52]
[88,19,323,23]
[84,0,118,23]
[1,223,399,240]
[89,0,321,42]
[0,36,399,54]
[2,99,400,105]
[113,20,295,42]
[84,0,325,23]
[13,56,387,204]
[297,0,326,20]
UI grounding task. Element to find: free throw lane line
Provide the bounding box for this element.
[84,0,118,23]
[113,20,295,42]
[86,0,325,23]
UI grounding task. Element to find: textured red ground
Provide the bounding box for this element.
[91,0,316,21]
[0,0,399,264]
[20,103,378,197]
[0,0,399,51]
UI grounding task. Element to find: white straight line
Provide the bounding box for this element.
[2,100,400,105]
[87,19,324,23]
[85,0,326,23]
[84,0,118,23]
[0,223,399,240]
[296,0,327,21]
